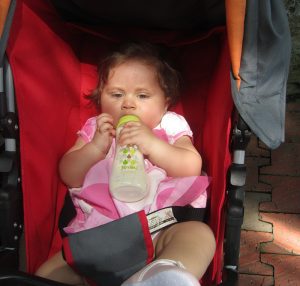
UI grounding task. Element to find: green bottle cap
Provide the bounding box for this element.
[117,115,140,128]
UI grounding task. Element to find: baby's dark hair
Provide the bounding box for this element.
[86,42,181,108]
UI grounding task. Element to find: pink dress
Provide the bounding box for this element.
[64,111,210,234]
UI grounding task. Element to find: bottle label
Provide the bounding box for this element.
[118,145,139,171]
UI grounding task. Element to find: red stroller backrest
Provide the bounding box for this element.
[7,1,233,284]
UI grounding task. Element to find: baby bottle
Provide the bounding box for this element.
[109,115,148,202]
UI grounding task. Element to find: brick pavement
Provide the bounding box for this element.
[238,98,300,286]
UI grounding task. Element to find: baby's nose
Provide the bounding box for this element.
[121,97,136,110]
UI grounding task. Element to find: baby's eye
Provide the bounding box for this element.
[138,94,150,99]
[111,92,123,98]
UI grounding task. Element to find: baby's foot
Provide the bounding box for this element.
[121,259,200,286]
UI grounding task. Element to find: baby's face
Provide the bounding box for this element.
[100,60,169,128]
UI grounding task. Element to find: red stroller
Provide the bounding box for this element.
[0,0,291,285]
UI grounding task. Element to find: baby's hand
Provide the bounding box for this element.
[91,113,116,156]
[118,121,158,156]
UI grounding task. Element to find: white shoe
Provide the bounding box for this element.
[121,259,200,286]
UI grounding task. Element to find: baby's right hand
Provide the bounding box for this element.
[90,113,116,156]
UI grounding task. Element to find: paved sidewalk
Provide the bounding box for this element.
[238,98,300,285]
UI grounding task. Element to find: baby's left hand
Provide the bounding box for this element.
[118,121,158,156]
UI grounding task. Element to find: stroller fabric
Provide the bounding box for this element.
[230,0,291,149]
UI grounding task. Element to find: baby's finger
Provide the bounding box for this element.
[118,127,135,139]
[96,115,115,134]
[120,123,142,135]
[123,121,141,128]
[97,122,114,134]
[96,113,114,126]
[118,129,140,145]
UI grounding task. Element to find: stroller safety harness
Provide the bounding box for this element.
[62,207,205,286]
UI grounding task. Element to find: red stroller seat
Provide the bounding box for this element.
[0,0,291,285]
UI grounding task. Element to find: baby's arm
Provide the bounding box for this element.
[118,122,202,177]
[147,135,202,177]
[59,113,115,187]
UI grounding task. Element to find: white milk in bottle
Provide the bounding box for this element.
[109,115,148,202]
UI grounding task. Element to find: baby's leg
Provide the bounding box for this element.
[35,251,87,285]
[154,221,216,279]
[121,221,215,285]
